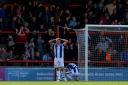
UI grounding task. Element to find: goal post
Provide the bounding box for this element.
[74,27,88,81]
[75,24,128,81]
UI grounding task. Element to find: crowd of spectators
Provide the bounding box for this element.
[86,0,128,25]
[0,0,82,64]
[0,0,128,66]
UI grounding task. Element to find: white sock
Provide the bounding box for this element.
[56,70,61,80]
[61,72,67,81]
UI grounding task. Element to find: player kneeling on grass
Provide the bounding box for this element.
[65,63,80,81]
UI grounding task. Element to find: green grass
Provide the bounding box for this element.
[0,81,128,85]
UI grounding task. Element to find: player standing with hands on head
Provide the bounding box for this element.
[49,38,68,81]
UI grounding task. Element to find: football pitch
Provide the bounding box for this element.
[0,81,128,85]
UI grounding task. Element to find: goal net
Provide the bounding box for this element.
[76,25,128,81]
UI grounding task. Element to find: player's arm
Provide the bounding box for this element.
[16,29,21,36]
[24,27,29,33]
[49,39,56,51]
[48,39,56,44]
[60,38,68,46]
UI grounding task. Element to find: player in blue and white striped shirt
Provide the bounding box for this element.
[65,63,80,81]
[49,38,68,81]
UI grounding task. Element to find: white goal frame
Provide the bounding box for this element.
[84,24,128,81]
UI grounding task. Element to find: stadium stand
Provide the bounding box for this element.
[0,0,128,67]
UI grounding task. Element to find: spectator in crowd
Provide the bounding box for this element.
[99,13,110,24]
[41,53,52,66]
[120,48,128,61]
[95,33,112,53]
[0,48,8,60]
[14,7,25,28]
[40,6,51,25]
[10,16,17,30]
[29,16,39,31]
[15,25,29,59]
[24,42,30,60]
[92,48,106,61]
[0,4,6,18]
[73,42,78,61]
[66,39,77,61]
[68,16,77,28]
[104,0,116,16]
[37,35,46,58]
[28,38,35,60]
[7,35,15,59]
[0,17,4,30]
[0,48,2,59]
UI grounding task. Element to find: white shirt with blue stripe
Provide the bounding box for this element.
[53,43,64,60]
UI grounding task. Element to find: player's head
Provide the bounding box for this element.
[66,63,77,73]
[56,38,61,44]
